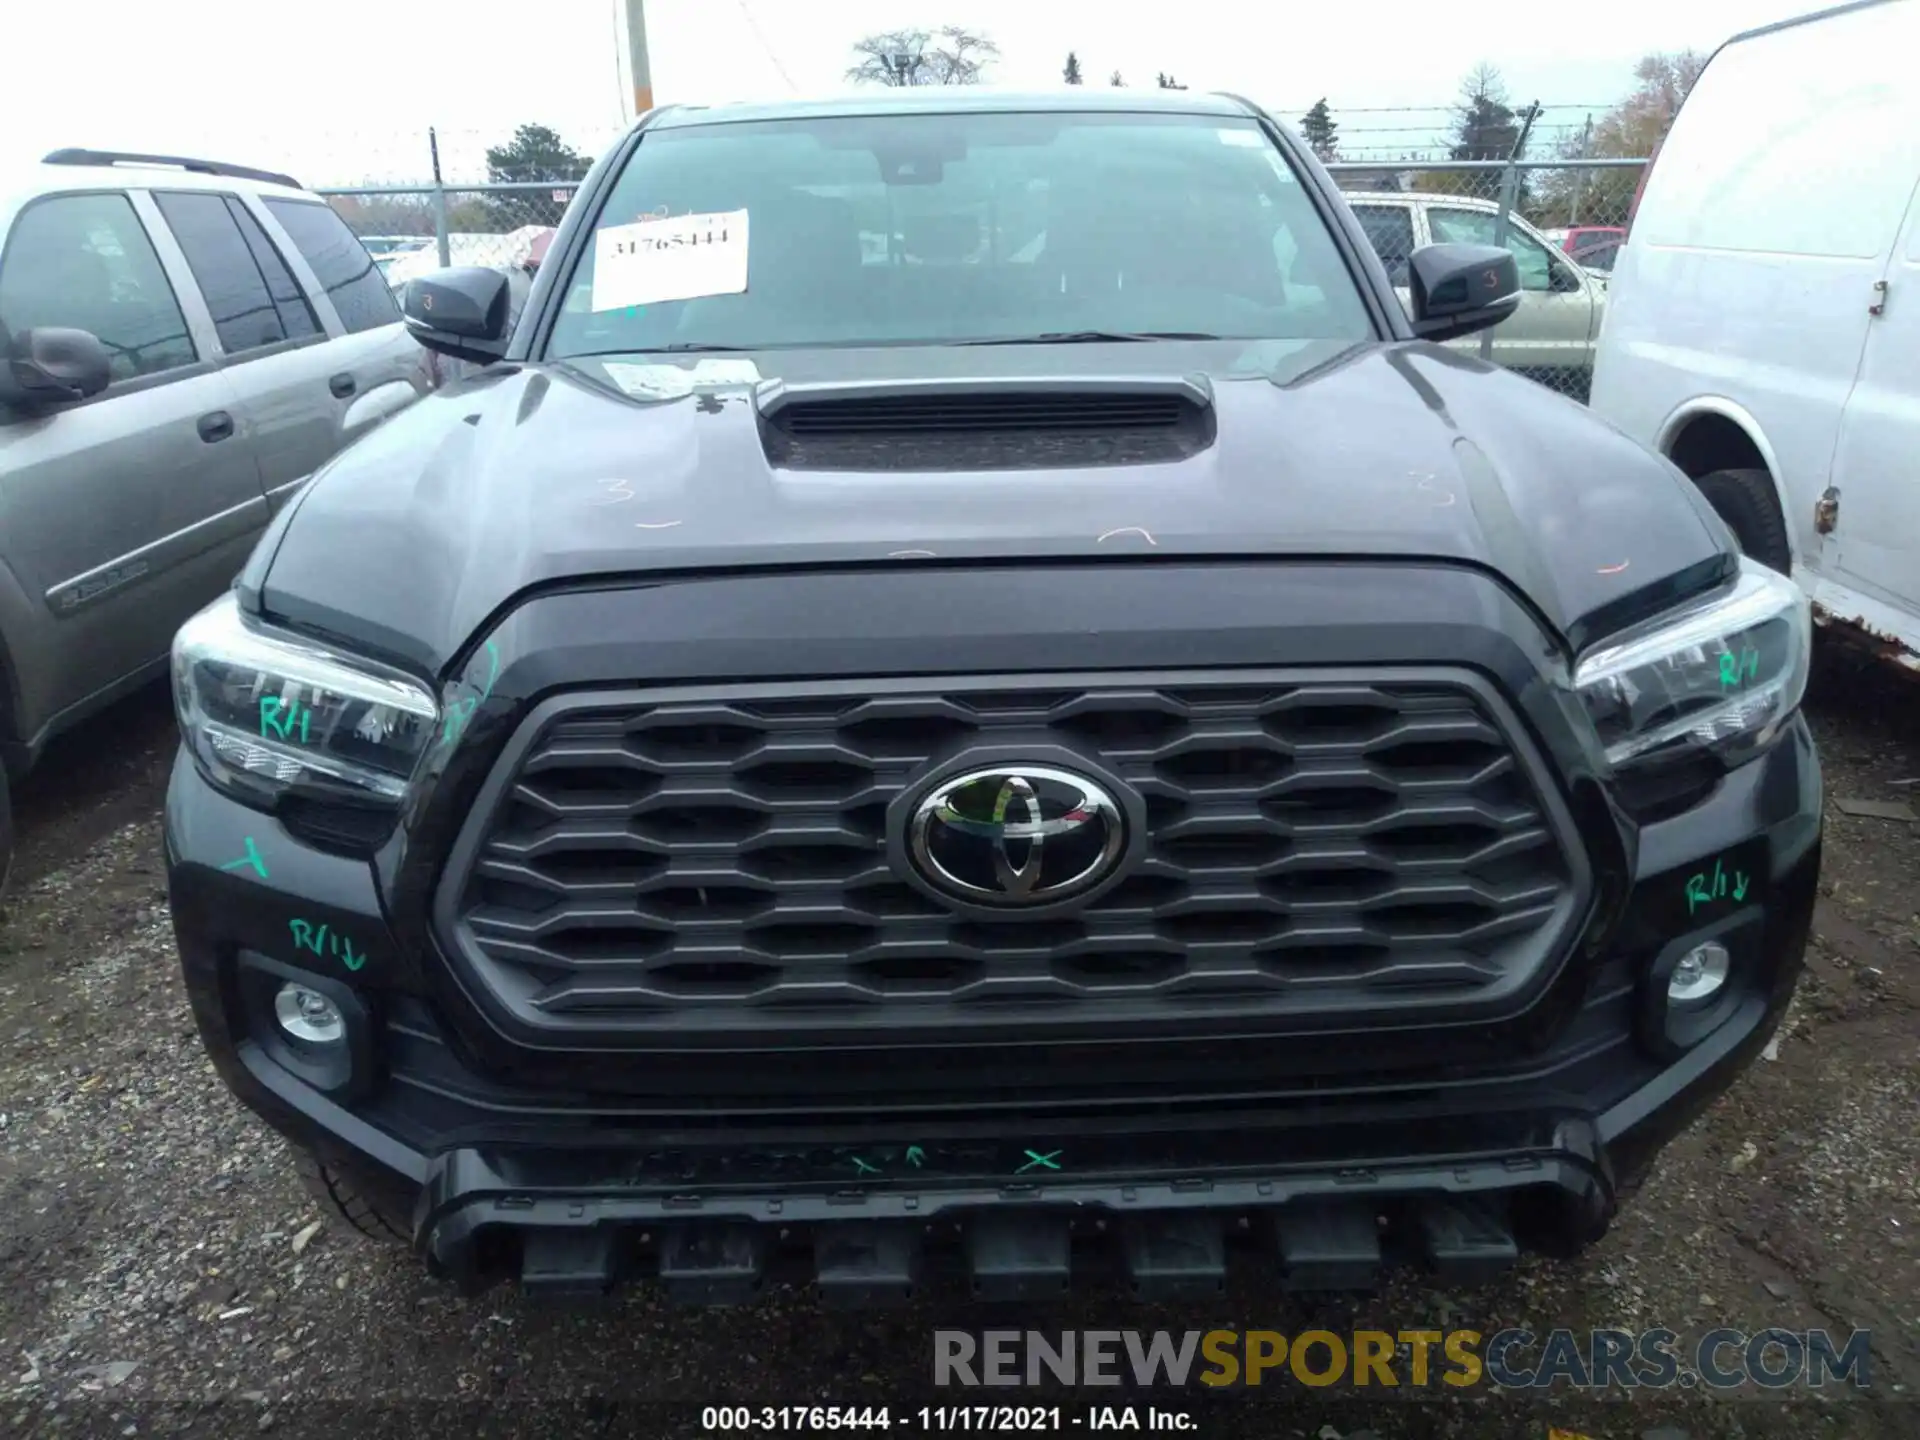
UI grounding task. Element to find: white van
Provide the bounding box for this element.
[1589,0,1920,672]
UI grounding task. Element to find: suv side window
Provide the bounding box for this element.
[1349,205,1415,288]
[1428,207,1558,293]
[263,199,400,334]
[228,199,322,341]
[155,190,313,356]
[0,191,197,383]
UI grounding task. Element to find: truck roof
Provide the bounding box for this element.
[1727,0,1901,46]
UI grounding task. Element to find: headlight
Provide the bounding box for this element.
[172,592,439,809]
[1573,558,1810,768]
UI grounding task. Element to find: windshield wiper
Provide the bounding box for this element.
[953,330,1225,346]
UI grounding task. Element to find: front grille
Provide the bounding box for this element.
[444,673,1580,1034]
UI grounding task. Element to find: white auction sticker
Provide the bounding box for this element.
[600,358,763,400]
[590,209,749,312]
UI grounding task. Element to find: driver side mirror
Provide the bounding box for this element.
[1549,258,1585,294]
[0,327,113,410]
[401,267,512,367]
[1407,244,1521,342]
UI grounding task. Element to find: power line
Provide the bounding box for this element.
[736,0,798,92]
[1332,122,1591,135]
[1274,102,1617,114]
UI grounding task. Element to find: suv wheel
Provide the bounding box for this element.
[292,1147,411,1246]
[1694,468,1791,574]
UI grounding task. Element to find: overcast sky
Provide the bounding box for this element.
[7,0,1813,185]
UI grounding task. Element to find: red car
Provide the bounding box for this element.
[1560,224,1625,273]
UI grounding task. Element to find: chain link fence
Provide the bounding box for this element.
[317,157,1644,403]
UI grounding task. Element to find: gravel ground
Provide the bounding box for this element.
[2,649,1917,1440]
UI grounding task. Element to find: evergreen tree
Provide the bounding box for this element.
[1300,99,1339,161]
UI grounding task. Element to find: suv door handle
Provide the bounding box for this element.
[197,411,235,444]
[329,373,356,398]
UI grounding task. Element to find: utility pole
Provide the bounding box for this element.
[428,126,450,268]
[1482,101,1541,362]
[622,0,653,119]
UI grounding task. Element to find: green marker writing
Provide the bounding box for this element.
[437,644,501,753]
[1685,857,1752,913]
[1719,646,1761,689]
[258,695,312,743]
[218,837,269,879]
[290,918,368,973]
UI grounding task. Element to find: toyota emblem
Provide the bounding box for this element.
[907,765,1126,906]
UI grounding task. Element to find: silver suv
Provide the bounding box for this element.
[1343,192,1608,399]
[0,150,432,885]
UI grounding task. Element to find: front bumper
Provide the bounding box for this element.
[165,711,1821,1303]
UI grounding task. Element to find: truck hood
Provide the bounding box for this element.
[252,338,1730,675]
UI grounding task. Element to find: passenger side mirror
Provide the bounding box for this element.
[1406,244,1521,343]
[401,267,512,367]
[0,326,113,410]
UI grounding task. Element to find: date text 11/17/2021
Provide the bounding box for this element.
[699,1406,1195,1431]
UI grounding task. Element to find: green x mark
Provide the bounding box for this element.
[217,836,269,880]
[850,1156,880,1176]
[1016,1149,1063,1174]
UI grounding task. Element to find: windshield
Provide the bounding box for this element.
[544,110,1376,359]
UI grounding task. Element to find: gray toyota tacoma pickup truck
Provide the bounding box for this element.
[163,88,1820,1305]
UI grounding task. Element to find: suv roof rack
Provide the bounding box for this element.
[40,148,303,192]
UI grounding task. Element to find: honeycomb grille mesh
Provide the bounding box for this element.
[450,677,1575,1024]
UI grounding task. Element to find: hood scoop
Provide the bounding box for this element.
[756,374,1216,471]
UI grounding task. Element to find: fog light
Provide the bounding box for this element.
[274,983,345,1045]
[1668,941,1731,1004]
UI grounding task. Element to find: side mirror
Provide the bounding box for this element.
[1407,244,1521,343]
[401,267,512,367]
[0,327,113,409]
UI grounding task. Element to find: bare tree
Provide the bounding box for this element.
[847,27,999,86]
[1110,70,1125,86]
[1529,50,1707,225]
